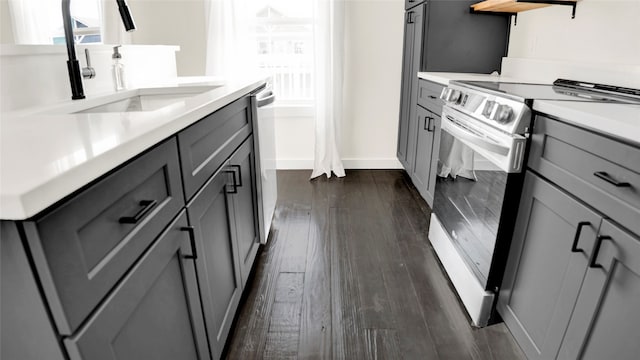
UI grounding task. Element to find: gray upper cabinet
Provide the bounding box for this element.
[396,1,508,202]
[411,106,441,206]
[64,211,210,360]
[498,171,602,360]
[23,138,185,334]
[422,1,508,73]
[179,96,252,200]
[229,136,261,287]
[558,220,640,360]
[187,164,243,360]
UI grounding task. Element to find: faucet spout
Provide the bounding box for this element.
[63,0,137,100]
[62,0,84,100]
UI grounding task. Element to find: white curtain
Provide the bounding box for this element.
[310,0,345,179]
[205,0,256,78]
[7,0,58,44]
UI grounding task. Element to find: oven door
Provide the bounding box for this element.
[429,106,528,326]
[433,106,527,287]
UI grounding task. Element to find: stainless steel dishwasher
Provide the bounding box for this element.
[254,87,277,244]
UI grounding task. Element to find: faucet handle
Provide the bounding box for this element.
[82,48,96,79]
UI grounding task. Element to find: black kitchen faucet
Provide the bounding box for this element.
[63,0,136,100]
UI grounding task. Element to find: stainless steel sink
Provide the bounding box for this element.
[71,85,222,114]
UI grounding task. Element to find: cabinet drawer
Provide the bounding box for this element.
[529,115,640,234]
[64,211,209,360]
[417,79,444,115]
[178,96,252,200]
[24,138,185,335]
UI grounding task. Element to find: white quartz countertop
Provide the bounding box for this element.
[533,100,640,146]
[417,72,534,86]
[0,76,267,220]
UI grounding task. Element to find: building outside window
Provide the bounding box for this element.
[251,0,314,107]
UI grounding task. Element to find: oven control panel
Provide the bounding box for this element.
[440,85,530,135]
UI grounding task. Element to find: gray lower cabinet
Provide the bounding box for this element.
[411,106,441,206]
[397,5,422,169]
[64,211,210,360]
[2,91,265,360]
[187,161,243,360]
[498,171,602,360]
[558,220,640,360]
[500,113,640,359]
[229,136,261,287]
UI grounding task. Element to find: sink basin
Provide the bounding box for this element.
[72,85,221,114]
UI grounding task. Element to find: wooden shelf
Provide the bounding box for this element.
[471,0,578,16]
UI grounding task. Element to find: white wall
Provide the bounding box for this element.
[0,0,14,44]
[127,0,207,77]
[508,0,640,64]
[276,0,405,170]
[342,0,404,169]
[505,0,640,86]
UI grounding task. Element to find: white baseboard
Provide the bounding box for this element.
[276,158,403,170]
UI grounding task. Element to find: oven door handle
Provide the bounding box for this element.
[443,115,510,156]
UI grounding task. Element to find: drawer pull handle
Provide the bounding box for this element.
[590,235,611,268]
[224,166,238,194]
[229,164,243,188]
[424,116,434,132]
[428,95,437,100]
[594,171,631,187]
[119,200,157,224]
[571,221,591,253]
[182,226,197,260]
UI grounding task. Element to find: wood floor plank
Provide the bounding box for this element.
[298,179,332,359]
[331,207,367,359]
[363,328,402,360]
[273,272,304,304]
[263,331,298,359]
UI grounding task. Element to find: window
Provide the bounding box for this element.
[250,0,314,106]
[8,0,103,44]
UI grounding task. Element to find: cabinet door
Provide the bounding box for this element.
[229,137,261,287]
[397,10,416,169]
[411,106,438,207]
[558,220,640,360]
[64,212,210,360]
[405,5,424,174]
[187,167,242,360]
[497,172,602,360]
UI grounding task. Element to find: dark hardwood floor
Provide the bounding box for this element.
[224,170,525,360]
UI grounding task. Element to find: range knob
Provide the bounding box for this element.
[440,88,461,103]
[482,100,497,117]
[495,104,513,123]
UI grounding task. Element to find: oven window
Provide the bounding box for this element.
[433,146,507,286]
